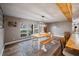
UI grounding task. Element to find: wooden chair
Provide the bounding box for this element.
[64,32,71,45]
[59,37,65,55]
[59,32,71,55]
[40,32,53,52]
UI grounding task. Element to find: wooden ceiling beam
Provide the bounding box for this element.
[56,3,72,22]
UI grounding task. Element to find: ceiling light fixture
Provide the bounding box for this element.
[39,16,46,27]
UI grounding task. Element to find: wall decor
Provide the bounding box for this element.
[8,21,17,27]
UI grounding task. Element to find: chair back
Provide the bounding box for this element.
[60,37,65,55]
[60,37,65,49]
[64,32,71,44]
[60,32,71,55]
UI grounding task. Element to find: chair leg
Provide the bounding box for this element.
[41,44,47,52]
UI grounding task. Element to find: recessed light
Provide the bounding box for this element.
[42,16,45,18]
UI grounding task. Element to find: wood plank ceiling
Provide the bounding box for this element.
[56,3,72,22]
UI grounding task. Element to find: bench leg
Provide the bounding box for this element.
[51,41,55,44]
[41,45,47,52]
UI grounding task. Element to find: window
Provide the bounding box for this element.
[52,26,64,36]
[20,24,32,38]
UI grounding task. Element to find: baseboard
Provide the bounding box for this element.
[5,38,31,46]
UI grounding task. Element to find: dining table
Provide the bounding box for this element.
[63,34,79,56]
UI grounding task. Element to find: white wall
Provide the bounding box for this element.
[4,16,40,43]
[72,18,79,33]
[0,29,4,55]
[0,8,4,56]
[47,21,72,36]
